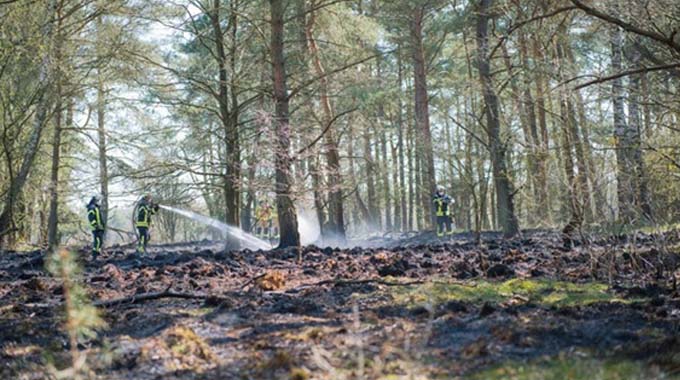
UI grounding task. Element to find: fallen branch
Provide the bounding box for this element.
[313,278,425,287]
[239,272,266,289]
[288,277,463,292]
[94,285,226,308]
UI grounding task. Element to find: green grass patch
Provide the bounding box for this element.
[389,279,643,308]
[585,221,680,237]
[469,355,676,380]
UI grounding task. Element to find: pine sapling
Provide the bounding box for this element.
[47,249,106,379]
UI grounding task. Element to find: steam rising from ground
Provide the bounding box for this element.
[297,207,320,245]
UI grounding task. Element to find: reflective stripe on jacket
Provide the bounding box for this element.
[136,204,156,227]
[87,205,103,231]
[433,196,451,217]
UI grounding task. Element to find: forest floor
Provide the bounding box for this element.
[1,230,680,379]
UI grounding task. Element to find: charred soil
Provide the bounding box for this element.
[1,230,680,379]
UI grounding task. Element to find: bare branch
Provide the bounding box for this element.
[573,62,680,90]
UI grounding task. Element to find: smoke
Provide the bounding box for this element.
[297,207,320,245]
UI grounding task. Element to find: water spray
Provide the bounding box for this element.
[158,205,273,250]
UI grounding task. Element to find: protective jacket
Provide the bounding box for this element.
[136,202,158,228]
[256,204,273,222]
[433,194,452,217]
[87,202,104,231]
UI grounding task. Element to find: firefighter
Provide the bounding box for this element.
[135,195,159,254]
[255,200,274,239]
[86,196,105,259]
[433,186,453,237]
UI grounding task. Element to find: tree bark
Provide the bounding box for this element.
[475,0,519,238]
[210,0,240,229]
[0,0,58,243]
[309,154,326,236]
[96,74,109,238]
[561,34,598,224]
[304,3,345,241]
[391,135,400,231]
[532,37,552,225]
[501,42,536,227]
[47,12,65,249]
[626,39,653,220]
[380,121,392,231]
[611,22,635,223]
[364,126,379,229]
[554,31,587,234]
[396,48,407,231]
[270,0,300,248]
[410,5,436,228]
[407,98,415,231]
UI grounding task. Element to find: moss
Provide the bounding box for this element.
[164,325,217,363]
[289,367,310,380]
[388,279,644,309]
[587,221,680,237]
[469,355,674,380]
[181,307,214,317]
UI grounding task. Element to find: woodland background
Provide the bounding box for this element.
[0,0,679,249]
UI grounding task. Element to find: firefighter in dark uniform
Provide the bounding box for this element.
[87,196,105,259]
[136,195,158,254]
[433,186,454,237]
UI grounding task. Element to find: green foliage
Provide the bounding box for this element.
[47,249,106,339]
[470,355,673,380]
[388,279,639,308]
[46,249,106,379]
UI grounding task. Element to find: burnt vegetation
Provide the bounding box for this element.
[2,230,680,378]
[1,0,680,378]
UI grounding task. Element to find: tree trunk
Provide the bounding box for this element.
[380,126,392,231]
[397,48,407,231]
[475,0,519,238]
[554,32,587,235]
[346,74,370,229]
[414,143,423,231]
[346,107,367,227]
[304,4,345,241]
[364,127,379,229]
[561,35,597,224]
[210,0,240,229]
[96,74,109,237]
[558,93,581,242]
[241,151,258,232]
[407,85,415,231]
[501,42,536,227]
[309,155,326,236]
[532,37,552,226]
[611,22,635,223]
[626,40,653,220]
[410,5,436,228]
[47,15,65,250]
[270,0,300,248]
[391,136,400,231]
[0,0,58,244]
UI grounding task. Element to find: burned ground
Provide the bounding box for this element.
[1,230,680,379]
